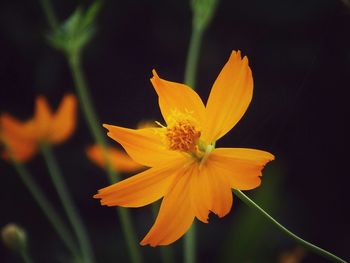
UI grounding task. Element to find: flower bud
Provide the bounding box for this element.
[1,223,27,253]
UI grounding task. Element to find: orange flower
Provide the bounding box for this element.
[86,144,143,172]
[0,94,77,162]
[94,51,275,246]
[0,120,37,162]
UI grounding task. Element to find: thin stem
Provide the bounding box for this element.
[116,205,143,263]
[233,190,346,263]
[38,0,59,30]
[184,27,204,89]
[183,25,204,263]
[67,54,106,149]
[12,160,80,259]
[67,53,143,263]
[38,0,145,262]
[40,143,95,263]
[184,223,196,263]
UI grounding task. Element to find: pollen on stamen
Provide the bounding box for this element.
[165,120,201,152]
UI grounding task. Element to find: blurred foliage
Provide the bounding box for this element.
[48,2,101,56]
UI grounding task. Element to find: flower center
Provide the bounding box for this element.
[165,120,201,152]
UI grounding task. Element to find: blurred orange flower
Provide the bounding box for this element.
[94,51,274,246]
[86,144,143,173]
[0,94,77,162]
[0,121,37,162]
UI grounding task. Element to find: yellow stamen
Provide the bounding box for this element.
[166,120,201,152]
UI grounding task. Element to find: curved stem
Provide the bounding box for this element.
[40,143,95,263]
[68,53,143,263]
[233,190,346,263]
[12,160,80,259]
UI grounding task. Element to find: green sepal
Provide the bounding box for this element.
[47,1,101,57]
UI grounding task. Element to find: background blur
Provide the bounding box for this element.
[0,0,349,262]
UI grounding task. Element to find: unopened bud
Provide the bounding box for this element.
[1,223,27,253]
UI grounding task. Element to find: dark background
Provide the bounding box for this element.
[0,0,349,262]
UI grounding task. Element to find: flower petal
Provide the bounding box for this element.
[0,114,37,162]
[140,164,195,246]
[151,70,205,127]
[203,51,253,143]
[86,144,144,172]
[189,164,211,223]
[94,160,185,207]
[34,96,52,140]
[206,148,275,190]
[0,129,37,162]
[191,162,233,221]
[103,125,182,167]
[0,114,36,140]
[48,94,77,144]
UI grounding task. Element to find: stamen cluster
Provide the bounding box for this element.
[165,120,201,152]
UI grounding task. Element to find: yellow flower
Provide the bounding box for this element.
[86,144,144,173]
[94,51,275,246]
[0,94,77,162]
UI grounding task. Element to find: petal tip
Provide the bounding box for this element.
[102,124,111,131]
[151,69,158,77]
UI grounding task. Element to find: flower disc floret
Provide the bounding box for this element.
[165,119,201,152]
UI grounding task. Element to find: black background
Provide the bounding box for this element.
[0,0,349,262]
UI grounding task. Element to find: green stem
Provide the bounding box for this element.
[67,52,143,263]
[40,143,95,263]
[116,205,143,263]
[184,27,204,89]
[38,0,59,30]
[233,190,346,263]
[184,223,196,263]
[11,160,80,259]
[37,0,142,261]
[183,24,204,263]
[67,53,106,149]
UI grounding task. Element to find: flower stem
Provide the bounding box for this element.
[40,143,95,263]
[37,0,143,260]
[11,159,80,259]
[233,189,346,263]
[38,0,59,30]
[184,222,196,263]
[183,24,204,263]
[184,27,204,89]
[67,53,143,263]
[115,205,143,263]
